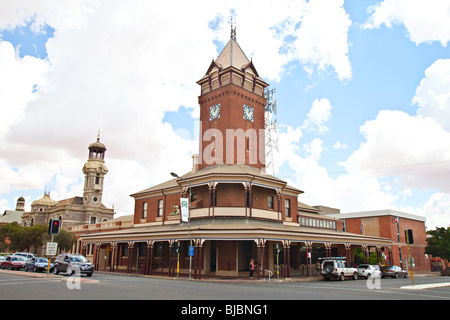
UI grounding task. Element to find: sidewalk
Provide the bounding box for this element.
[0,269,99,283]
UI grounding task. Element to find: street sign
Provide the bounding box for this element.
[46,242,58,256]
[189,246,194,256]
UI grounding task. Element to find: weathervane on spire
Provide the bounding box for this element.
[230,17,236,41]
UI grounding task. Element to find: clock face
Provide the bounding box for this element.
[243,105,254,122]
[209,104,220,121]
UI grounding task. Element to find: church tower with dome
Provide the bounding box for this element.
[22,135,115,228]
[82,133,109,206]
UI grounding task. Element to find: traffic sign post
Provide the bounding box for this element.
[405,226,414,287]
[46,242,58,275]
[46,242,58,256]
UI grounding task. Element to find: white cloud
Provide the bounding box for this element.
[302,98,332,134]
[344,110,450,192]
[413,59,450,131]
[292,0,352,80]
[0,0,357,216]
[276,126,397,212]
[304,138,324,161]
[275,55,450,228]
[416,193,450,229]
[0,41,49,139]
[363,0,450,46]
[337,58,450,228]
[333,141,347,150]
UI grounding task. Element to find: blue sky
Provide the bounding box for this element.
[1,0,450,229]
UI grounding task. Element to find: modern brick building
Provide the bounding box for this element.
[326,210,429,272]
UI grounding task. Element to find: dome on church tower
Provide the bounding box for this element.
[89,137,106,151]
[88,135,106,160]
[31,193,58,208]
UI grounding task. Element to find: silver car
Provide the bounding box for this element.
[381,265,408,278]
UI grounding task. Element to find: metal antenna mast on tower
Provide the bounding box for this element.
[265,87,278,176]
[230,17,236,41]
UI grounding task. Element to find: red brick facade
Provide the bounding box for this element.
[339,211,428,271]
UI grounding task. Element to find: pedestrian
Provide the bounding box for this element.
[249,259,255,278]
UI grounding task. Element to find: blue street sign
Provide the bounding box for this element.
[189,246,194,256]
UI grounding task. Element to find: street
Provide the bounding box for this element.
[1,270,450,301]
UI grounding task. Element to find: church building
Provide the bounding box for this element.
[21,136,115,229]
[74,29,394,279]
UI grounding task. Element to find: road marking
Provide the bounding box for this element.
[401,282,450,290]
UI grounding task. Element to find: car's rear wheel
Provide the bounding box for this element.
[54,266,59,275]
[340,273,345,281]
[324,265,333,274]
[352,272,358,280]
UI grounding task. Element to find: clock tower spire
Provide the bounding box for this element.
[82,133,108,206]
[196,27,269,171]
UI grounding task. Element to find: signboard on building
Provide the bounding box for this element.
[180,198,189,222]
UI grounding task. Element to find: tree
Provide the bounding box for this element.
[53,229,76,253]
[426,227,450,267]
[0,222,75,254]
[0,222,24,252]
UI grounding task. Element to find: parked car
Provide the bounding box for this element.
[0,255,10,269]
[441,267,450,276]
[357,264,382,279]
[0,256,6,263]
[320,257,358,281]
[13,252,35,259]
[53,253,93,277]
[25,257,54,273]
[1,255,26,270]
[381,265,408,278]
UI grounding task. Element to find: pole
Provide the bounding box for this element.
[171,172,192,280]
[276,243,279,280]
[47,234,54,275]
[188,186,192,280]
[177,242,180,279]
[308,251,312,278]
[405,227,414,286]
[396,218,403,269]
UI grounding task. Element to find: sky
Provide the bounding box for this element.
[0,0,449,230]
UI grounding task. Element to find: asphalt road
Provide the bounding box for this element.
[1,270,449,304]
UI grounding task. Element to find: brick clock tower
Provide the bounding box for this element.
[196,28,269,171]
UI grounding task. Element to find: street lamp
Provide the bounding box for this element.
[171,172,192,280]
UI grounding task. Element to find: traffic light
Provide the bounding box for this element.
[48,219,61,235]
[405,229,414,244]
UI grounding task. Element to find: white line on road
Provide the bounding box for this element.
[401,282,450,290]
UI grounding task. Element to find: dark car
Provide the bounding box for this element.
[53,253,93,277]
[25,257,54,273]
[381,265,408,278]
[441,267,450,276]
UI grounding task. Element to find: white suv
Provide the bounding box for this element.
[320,257,358,281]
